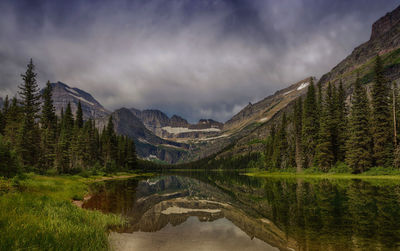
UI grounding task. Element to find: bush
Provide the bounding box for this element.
[0,135,20,178]
[302,166,324,174]
[363,166,400,175]
[78,170,90,178]
[329,162,352,174]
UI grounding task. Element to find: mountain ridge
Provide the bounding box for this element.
[214,4,400,160]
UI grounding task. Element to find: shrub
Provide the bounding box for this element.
[0,135,20,178]
[329,162,352,174]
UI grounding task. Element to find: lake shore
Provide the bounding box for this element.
[245,170,400,180]
[0,172,145,250]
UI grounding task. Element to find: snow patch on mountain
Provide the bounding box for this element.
[297,82,309,90]
[162,126,221,134]
[65,86,80,96]
[283,90,293,95]
[69,93,96,106]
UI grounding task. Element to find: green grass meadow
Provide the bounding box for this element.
[0,173,135,250]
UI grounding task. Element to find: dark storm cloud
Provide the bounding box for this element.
[0,0,398,122]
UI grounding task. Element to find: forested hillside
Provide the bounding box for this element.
[0,60,138,177]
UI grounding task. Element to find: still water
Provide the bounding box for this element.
[83,171,400,250]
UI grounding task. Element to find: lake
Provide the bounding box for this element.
[83,171,400,250]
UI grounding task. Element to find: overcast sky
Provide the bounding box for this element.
[0,0,398,122]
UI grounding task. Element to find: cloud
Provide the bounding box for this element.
[0,0,398,122]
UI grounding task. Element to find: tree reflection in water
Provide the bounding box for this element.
[84,172,400,250]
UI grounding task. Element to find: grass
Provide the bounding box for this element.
[245,167,400,180]
[0,172,141,250]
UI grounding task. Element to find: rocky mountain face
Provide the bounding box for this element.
[216,4,400,159]
[40,5,400,164]
[224,77,313,133]
[47,82,189,163]
[319,5,400,88]
[96,108,191,164]
[131,108,223,141]
[49,82,109,119]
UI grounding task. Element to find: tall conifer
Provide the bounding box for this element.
[302,80,319,168]
[346,77,372,173]
[371,55,393,167]
[75,101,83,129]
[17,59,41,168]
[294,97,303,172]
[316,83,335,171]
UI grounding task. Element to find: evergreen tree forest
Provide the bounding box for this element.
[0,60,137,177]
[264,55,400,173]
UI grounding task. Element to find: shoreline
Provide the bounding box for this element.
[245,171,400,180]
[71,174,144,208]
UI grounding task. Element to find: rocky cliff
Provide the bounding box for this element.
[131,108,223,141]
[224,77,314,132]
[97,108,190,163]
[216,4,400,159]
[319,5,400,88]
[49,82,109,119]
[48,82,190,163]
[371,5,400,40]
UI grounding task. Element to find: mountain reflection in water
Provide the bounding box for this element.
[83,172,400,250]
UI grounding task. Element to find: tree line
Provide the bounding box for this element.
[0,60,137,177]
[265,55,399,173]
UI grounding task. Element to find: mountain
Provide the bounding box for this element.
[214,4,400,160]
[49,82,109,119]
[131,108,223,141]
[318,5,400,89]
[98,108,189,163]
[224,77,313,132]
[42,5,400,165]
[178,77,315,161]
[47,82,189,163]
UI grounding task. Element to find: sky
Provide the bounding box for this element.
[0,0,399,123]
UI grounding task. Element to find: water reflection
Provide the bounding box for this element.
[84,172,400,250]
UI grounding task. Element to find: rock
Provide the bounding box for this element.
[48,81,109,119]
[371,5,400,40]
[130,108,223,141]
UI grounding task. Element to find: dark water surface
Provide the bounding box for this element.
[83,171,400,250]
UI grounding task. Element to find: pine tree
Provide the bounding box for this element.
[39,81,57,172]
[4,97,23,145]
[317,81,323,119]
[294,98,303,172]
[17,59,41,168]
[3,95,9,114]
[265,124,276,169]
[302,80,319,168]
[316,83,335,171]
[0,110,4,135]
[272,113,288,169]
[336,81,347,162]
[125,138,137,170]
[346,77,372,173]
[0,135,20,177]
[55,103,74,173]
[102,116,118,168]
[0,96,9,136]
[41,81,56,129]
[75,101,83,129]
[371,55,393,167]
[63,103,74,132]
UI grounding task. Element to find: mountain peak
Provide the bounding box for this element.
[371,5,400,40]
[48,81,109,119]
